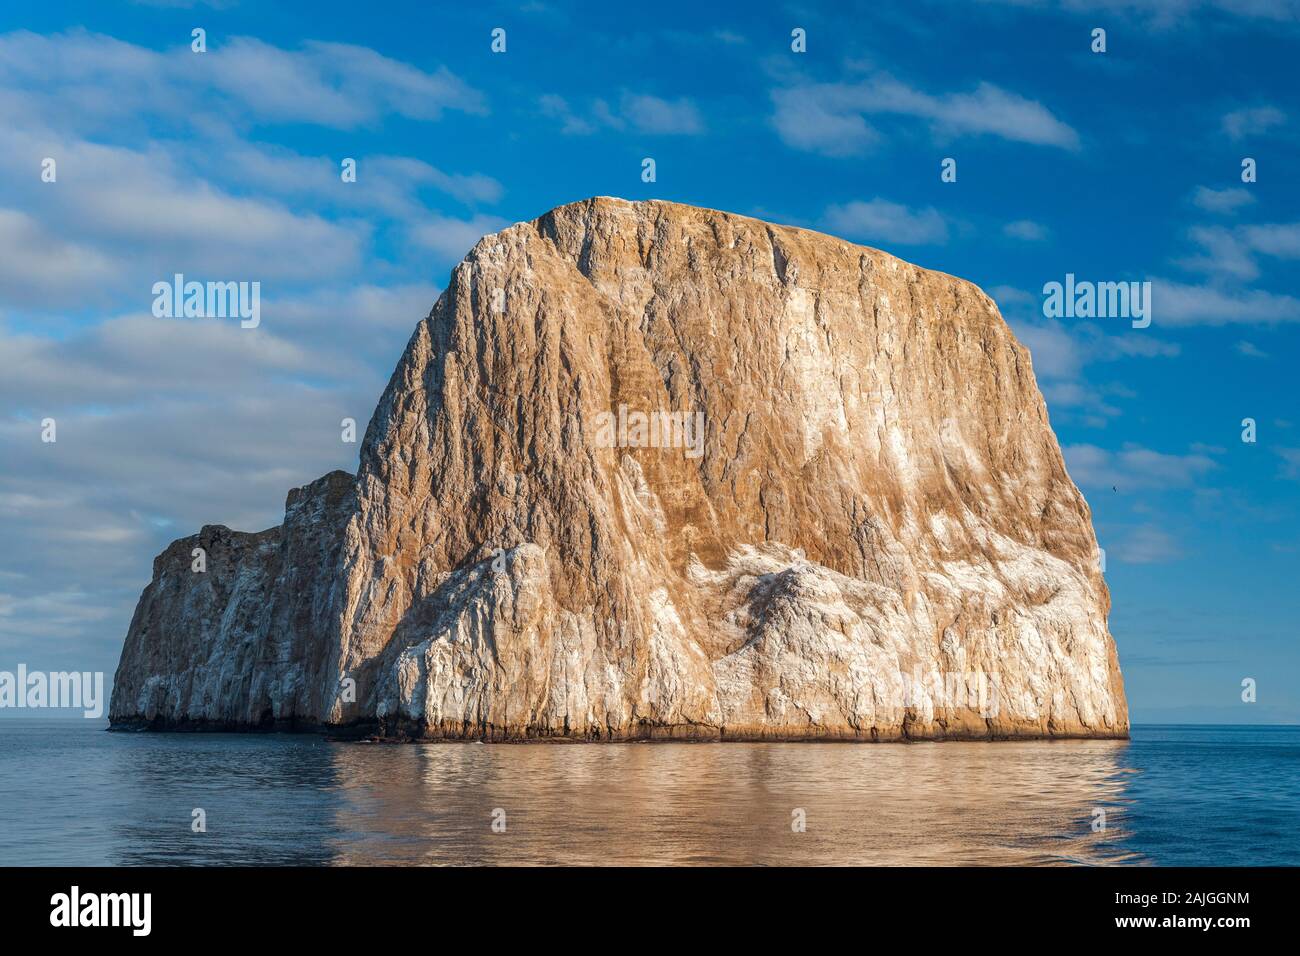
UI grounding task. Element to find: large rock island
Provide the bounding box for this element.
[110,197,1128,740]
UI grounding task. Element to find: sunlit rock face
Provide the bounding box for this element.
[110,197,1128,741]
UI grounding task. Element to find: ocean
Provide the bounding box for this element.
[0,721,1295,866]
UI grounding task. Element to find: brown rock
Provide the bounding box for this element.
[110,197,1128,741]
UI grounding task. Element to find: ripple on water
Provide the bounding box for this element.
[0,722,1295,865]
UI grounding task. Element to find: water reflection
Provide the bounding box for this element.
[323,739,1139,866]
[0,721,1150,866]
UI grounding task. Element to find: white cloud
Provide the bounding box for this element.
[209,147,503,212]
[409,213,510,261]
[540,91,705,136]
[1178,226,1259,280]
[268,282,441,336]
[989,285,1038,307]
[986,1,1300,27]
[1007,317,1085,379]
[1277,447,1300,480]
[0,26,497,681]
[1153,279,1300,326]
[0,88,502,315]
[540,94,596,135]
[1222,105,1286,140]
[770,87,877,156]
[1116,524,1184,564]
[772,76,1078,157]
[0,209,118,305]
[1040,382,1121,421]
[0,317,387,672]
[1003,219,1048,241]
[0,29,487,135]
[1242,222,1300,259]
[1191,186,1256,215]
[0,313,362,415]
[1064,443,1219,490]
[222,39,486,125]
[0,131,369,308]
[1172,221,1300,304]
[0,588,120,649]
[620,93,704,134]
[995,283,1179,427]
[822,199,948,245]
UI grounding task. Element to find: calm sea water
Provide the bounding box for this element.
[0,721,1295,866]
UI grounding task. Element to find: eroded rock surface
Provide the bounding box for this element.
[110,197,1128,740]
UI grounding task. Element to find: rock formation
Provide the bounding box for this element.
[110,197,1129,740]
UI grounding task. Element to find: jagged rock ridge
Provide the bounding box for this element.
[110,197,1128,740]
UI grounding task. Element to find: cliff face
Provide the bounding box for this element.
[110,197,1128,740]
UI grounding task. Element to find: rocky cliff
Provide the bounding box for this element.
[110,197,1128,740]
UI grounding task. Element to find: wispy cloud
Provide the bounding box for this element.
[1222,104,1287,140]
[0,29,487,134]
[0,134,368,311]
[1064,442,1219,491]
[1115,523,1184,564]
[1153,279,1300,326]
[1003,219,1049,241]
[0,25,505,677]
[210,148,504,209]
[0,30,505,315]
[540,91,704,135]
[822,198,948,245]
[1277,447,1300,480]
[1177,226,1261,280]
[1162,212,1300,325]
[1191,186,1256,215]
[771,76,1079,157]
[986,1,1300,27]
[621,93,704,134]
[0,210,118,306]
[409,213,510,260]
[996,286,1179,427]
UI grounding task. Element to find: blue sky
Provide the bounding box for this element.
[0,0,1297,723]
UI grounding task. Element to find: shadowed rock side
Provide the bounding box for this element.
[110,197,1128,741]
